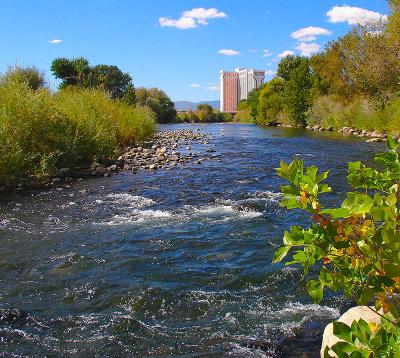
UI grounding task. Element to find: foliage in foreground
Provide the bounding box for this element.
[0,76,155,184]
[273,139,400,356]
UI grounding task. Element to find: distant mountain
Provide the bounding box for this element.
[174,100,220,111]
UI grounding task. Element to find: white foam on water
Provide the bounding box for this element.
[227,343,271,358]
[194,204,263,221]
[252,190,283,203]
[60,201,76,209]
[100,209,172,226]
[105,193,155,208]
[273,302,340,320]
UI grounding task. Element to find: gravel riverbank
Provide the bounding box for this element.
[1,128,218,193]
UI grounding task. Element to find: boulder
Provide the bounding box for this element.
[321,306,381,357]
[95,165,107,176]
[366,138,383,143]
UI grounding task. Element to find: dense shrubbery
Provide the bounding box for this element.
[273,139,400,356]
[238,0,400,131]
[0,72,155,185]
[176,103,233,123]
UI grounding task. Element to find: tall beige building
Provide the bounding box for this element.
[220,68,265,113]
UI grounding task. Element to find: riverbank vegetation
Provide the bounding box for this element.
[237,0,400,133]
[0,64,158,185]
[177,103,233,123]
[274,138,400,356]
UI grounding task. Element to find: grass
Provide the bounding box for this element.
[0,76,155,185]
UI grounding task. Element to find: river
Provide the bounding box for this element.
[0,123,383,357]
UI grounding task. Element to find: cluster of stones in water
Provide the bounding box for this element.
[309,125,390,143]
[73,129,217,181]
[278,123,392,143]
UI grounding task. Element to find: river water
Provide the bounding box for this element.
[0,124,383,357]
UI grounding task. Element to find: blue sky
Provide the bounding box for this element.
[0,0,389,102]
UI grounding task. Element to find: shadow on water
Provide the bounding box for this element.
[0,124,384,357]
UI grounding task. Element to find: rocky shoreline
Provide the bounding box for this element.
[307,125,390,142]
[1,128,217,193]
[278,123,391,143]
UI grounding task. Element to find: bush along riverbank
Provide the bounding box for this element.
[0,62,183,192]
[235,0,400,134]
[0,69,157,191]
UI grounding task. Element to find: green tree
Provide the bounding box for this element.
[122,84,136,106]
[51,57,90,88]
[277,55,303,81]
[135,87,176,123]
[87,65,133,99]
[196,103,214,122]
[256,78,285,125]
[283,58,313,126]
[246,84,267,120]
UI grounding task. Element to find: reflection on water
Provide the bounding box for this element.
[0,124,382,356]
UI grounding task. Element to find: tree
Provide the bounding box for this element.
[196,103,214,122]
[256,78,285,125]
[122,83,136,106]
[135,87,176,123]
[283,58,313,126]
[51,57,90,88]
[246,84,267,120]
[87,65,133,99]
[388,0,400,42]
[277,55,303,81]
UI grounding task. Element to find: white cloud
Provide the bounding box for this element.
[189,83,201,88]
[265,70,276,76]
[159,16,197,29]
[296,42,320,56]
[291,26,332,42]
[48,38,62,44]
[204,85,220,91]
[263,49,272,57]
[278,50,295,58]
[182,7,227,25]
[218,49,240,56]
[327,5,387,25]
[159,7,226,29]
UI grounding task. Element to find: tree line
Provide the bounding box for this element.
[177,103,233,123]
[50,57,177,124]
[237,0,400,132]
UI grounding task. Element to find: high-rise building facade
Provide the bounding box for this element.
[220,68,265,112]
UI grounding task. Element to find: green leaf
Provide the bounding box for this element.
[342,194,374,215]
[356,287,375,305]
[387,135,397,151]
[331,341,355,355]
[307,279,324,303]
[333,321,353,343]
[281,197,300,209]
[348,161,361,171]
[321,207,350,219]
[357,319,372,342]
[272,246,290,263]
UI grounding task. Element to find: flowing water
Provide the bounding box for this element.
[0,124,383,357]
